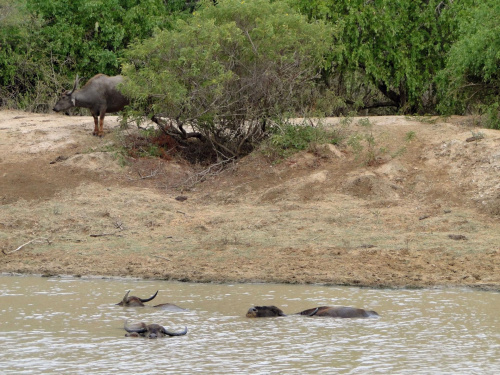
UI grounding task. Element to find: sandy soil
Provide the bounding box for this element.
[1,110,499,290]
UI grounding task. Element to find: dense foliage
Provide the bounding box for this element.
[0,0,192,110]
[121,0,333,159]
[437,0,500,128]
[291,0,471,114]
[1,0,499,155]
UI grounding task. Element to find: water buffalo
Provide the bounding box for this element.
[116,290,158,307]
[124,321,188,339]
[246,305,286,318]
[246,305,379,318]
[116,290,185,311]
[297,306,379,318]
[53,74,129,137]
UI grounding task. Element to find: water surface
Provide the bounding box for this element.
[0,275,499,374]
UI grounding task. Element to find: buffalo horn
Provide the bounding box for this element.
[70,74,79,95]
[306,307,319,316]
[139,290,158,303]
[124,320,147,334]
[161,326,188,336]
[118,290,131,305]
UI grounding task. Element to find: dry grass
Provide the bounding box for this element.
[1,111,499,289]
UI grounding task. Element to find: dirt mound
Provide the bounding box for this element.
[1,110,499,290]
[63,152,123,173]
[342,172,401,200]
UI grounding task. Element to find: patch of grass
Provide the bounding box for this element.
[405,131,417,142]
[391,146,407,158]
[357,117,371,127]
[405,115,439,124]
[347,131,386,166]
[339,112,356,127]
[261,120,342,161]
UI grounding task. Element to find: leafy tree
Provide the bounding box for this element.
[25,0,184,77]
[0,0,192,110]
[438,0,500,128]
[291,0,470,114]
[121,0,333,160]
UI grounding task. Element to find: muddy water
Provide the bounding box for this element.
[0,275,499,374]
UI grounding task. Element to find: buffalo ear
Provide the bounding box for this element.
[71,98,76,106]
[269,306,285,316]
[276,308,286,316]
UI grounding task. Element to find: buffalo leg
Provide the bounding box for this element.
[98,114,105,137]
[92,116,99,136]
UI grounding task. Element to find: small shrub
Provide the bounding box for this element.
[121,0,334,160]
[482,103,500,130]
[339,115,354,127]
[405,115,438,124]
[347,134,364,155]
[405,131,417,142]
[347,131,389,166]
[261,121,341,161]
[357,118,371,127]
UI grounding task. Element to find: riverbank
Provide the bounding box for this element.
[1,110,499,290]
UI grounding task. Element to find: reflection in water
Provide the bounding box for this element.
[0,275,499,374]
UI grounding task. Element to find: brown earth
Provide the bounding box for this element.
[1,110,499,290]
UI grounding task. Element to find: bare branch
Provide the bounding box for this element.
[89,232,122,238]
[244,29,258,55]
[183,158,236,187]
[2,237,50,255]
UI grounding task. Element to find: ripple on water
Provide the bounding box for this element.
[0,277,499,374]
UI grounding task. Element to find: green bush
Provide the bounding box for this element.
[291,0,472,114]
[437,0,500,128]
[121,0,333,160]
[261,121,341,160]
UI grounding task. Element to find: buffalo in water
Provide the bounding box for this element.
[124,321,188,339]
[117,290,185,311]
[246,305,379,318]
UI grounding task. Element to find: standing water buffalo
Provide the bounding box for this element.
[124,321,188,339]
[246,305,379,318]
[53,74,129,137]
[116,290,185,311]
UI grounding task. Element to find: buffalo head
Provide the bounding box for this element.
[124,321,188,339]
[53,75,79,113]
[246,305,286,318]
[116,290,186,310]
[116,290,158,307]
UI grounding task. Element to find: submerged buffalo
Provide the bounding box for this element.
[246,305,287,317]
[53,74,129,137]
[116,290,185,311]
[246,305,379,318]
[124,321,188,339]
[297,306,379,318]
